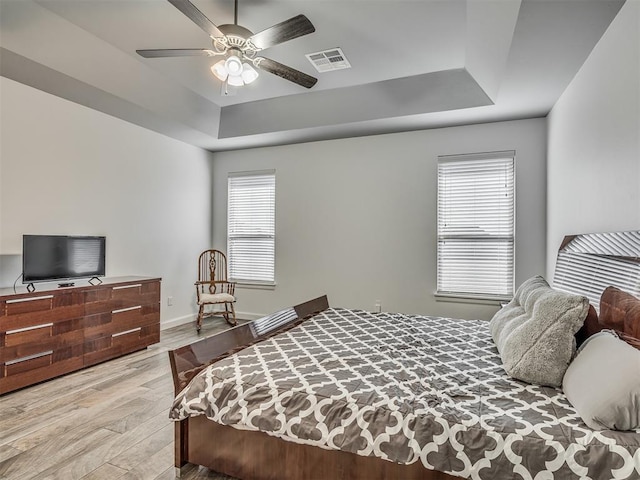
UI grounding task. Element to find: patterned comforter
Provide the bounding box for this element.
[170,308,640,479]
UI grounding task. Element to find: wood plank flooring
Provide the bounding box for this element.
[0,318,243,480]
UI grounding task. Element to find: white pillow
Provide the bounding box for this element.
[562,331,640,431]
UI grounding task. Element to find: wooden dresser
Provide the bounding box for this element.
[0,276,161,395]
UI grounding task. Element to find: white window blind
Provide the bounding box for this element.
[437,152,515,298]
[227,171,275,284]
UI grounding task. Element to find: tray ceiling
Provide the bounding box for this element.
[0,0,625,151]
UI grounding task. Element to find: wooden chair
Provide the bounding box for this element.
[195,249,237,332]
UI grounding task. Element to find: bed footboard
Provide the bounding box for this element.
[168,295,329,396]
[169,295,329,471]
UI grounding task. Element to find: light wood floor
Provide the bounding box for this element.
[0,317,244,480]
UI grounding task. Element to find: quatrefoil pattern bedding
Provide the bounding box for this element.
[170,308,640,480]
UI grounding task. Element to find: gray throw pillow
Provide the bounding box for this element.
[489,275,589,387]
[563,331,640,431]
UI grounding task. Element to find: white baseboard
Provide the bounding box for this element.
[160,311,265,330]
[236,311,265,321]
[160,314,196,330]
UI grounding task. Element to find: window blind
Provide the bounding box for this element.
[437,152,515,298]
[227,171,275,283]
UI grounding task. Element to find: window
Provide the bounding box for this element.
[227,171,275,284]
[437,151,515,299]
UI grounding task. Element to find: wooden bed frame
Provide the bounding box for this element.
[168,295,457,480]
[168,231,640,480]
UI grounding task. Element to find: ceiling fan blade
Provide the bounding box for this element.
[136,48,216,58]
[168,0,223,38]
[248,15,315,50]
[255,57,317,89]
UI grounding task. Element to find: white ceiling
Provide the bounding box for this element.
[0,0,625,151]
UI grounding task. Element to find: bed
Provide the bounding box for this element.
[168,231,640,480]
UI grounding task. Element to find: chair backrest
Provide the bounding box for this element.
[198,250,229,286]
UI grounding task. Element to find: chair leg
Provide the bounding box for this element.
[229,302,237,326]
[221,302,236,326]
[196,304,204,332]
[219,303,236,327]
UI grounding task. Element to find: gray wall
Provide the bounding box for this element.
[547,0,640,278]
[0,77,214,327]
[213,118,547,321]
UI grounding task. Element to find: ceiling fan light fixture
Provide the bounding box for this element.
[212,57,258,86]
[241,63,259,84]
[225,55,243,76]
[211,59,228,81]
[227,74,244,87]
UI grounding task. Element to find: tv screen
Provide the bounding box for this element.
[23,235,106,283]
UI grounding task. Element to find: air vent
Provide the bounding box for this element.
[306,48,351,73]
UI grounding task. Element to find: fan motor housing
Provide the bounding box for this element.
[218,24,254,40]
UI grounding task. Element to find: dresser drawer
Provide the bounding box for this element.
[1,294,85,333]
[1,343,83,378]
[83,303,160,340]
[3,291,84,314]
[84,282,160,315]
[1,323,84,363]
[0,349,84,393]
[83,323,159,367]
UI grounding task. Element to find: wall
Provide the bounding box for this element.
[0,77,213,327]
[212,118,547,321]
[547,0,640,278]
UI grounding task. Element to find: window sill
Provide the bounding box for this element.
[434,292,511,306]
[234,282,276,290]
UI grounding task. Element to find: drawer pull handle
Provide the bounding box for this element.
[112,327,142,337]
[112,306,142,314]
[6,295,54,304]
[6,323,54,335]
[112,284,142,290]
[5,350,54,366]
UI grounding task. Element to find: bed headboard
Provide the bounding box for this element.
[553,230,640,311]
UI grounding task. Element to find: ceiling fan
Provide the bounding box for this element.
[136,0,318,92]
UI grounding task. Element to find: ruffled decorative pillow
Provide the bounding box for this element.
[490,275,589,387]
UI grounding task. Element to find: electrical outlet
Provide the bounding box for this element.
[375,300,381,313]
[167,296,173,307]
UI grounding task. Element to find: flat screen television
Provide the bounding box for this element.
[23,235,106,285]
